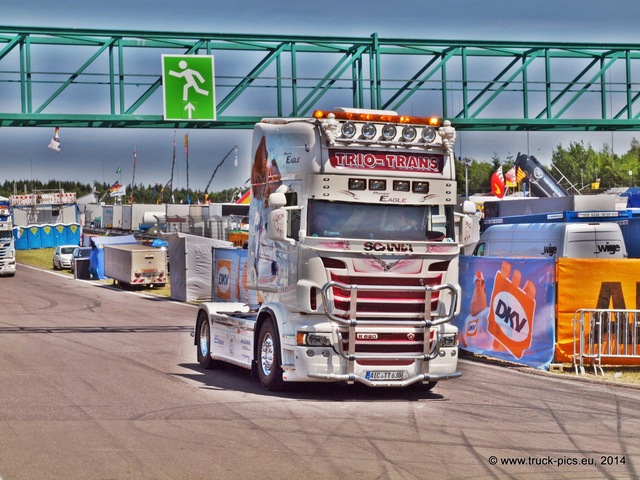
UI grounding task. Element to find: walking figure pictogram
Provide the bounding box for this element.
[169,60,209,101]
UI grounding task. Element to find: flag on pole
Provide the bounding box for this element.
[116,167,122,174]
[491,166,506,198]
[48,127,61,152]
[130,146,137,204]
[184,134,190,204]
[109,182,126,197]
[505,166,517,187]
[516,165,527,183]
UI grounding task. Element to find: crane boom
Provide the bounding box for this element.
[204,145,238,195]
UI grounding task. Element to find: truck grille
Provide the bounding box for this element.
[339,330,430,353]
[319,261,458,362]
[340,330,436,365]
[328,272,443,320]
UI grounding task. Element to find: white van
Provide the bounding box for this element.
[472,222,627,258]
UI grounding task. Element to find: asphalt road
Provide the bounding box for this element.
[0,265,639,480]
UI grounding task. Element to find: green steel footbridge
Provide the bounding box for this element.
[2,25,640,132]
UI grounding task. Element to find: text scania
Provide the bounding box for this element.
[332,152,442,172]
[364,242,414,252]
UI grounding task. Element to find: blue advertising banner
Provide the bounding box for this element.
[213,248,261,307]
[454,256,556,369]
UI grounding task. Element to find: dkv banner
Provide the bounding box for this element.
[454,256,556,369]
[213,248,261,307]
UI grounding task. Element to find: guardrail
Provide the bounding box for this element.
[573,308,640,375]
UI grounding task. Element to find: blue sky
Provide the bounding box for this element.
[2,0,640,192]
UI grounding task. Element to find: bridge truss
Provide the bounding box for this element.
[2,26,640,132]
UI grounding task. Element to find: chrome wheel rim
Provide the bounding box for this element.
[199,321,210,357]
[260,333,275,376]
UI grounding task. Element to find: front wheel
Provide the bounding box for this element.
[196,312,216,369]
[256,317,284,391]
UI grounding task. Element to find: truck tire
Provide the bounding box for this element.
[257,317,284,391]
[197,312,216,369]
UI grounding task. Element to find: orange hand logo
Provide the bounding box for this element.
[487,262,536,359]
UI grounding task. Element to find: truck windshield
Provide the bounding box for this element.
[307,200,449,241]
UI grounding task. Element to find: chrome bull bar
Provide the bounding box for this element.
[318,281,459,383]
[319,280,459,327]
[307,370,462,387]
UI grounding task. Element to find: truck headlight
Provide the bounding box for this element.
[297,332,332,346]
[361,122,377,139]
[402,125,417,142]
[381,124,397,140]
[441,333,457,347]
[422,126,437,143]
[341,122,357,139]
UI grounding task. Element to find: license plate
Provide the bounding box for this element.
[366,371,403,381]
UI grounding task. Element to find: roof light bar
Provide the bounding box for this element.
[313,109,441,127]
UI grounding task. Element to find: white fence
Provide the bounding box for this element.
[573,308,640,374]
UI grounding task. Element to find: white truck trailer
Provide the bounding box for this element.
[103,243,167,288]
[195,108,476,391]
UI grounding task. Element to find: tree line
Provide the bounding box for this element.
[0,180,245,205]
[2,138,639,202]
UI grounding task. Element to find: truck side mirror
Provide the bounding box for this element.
[268,185,288,208]
[267,208,289,241]
[462,200,476,215]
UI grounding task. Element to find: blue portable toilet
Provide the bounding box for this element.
[13,223,82,250]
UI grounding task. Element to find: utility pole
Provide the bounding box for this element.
[461,157,472,198]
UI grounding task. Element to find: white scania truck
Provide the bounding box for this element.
[194,108,475,391]
[0,196,16,277]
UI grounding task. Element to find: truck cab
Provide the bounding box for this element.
[196,108,473,391]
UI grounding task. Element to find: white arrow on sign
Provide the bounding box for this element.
[185,103,196,119]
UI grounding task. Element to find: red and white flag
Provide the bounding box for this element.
[505,166,517,187]
[491,166,506,198]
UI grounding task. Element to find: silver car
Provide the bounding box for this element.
[53,245,78,270]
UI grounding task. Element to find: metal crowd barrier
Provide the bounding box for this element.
[573,308,640,375]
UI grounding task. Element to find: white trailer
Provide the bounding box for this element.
[103,243,167,288]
